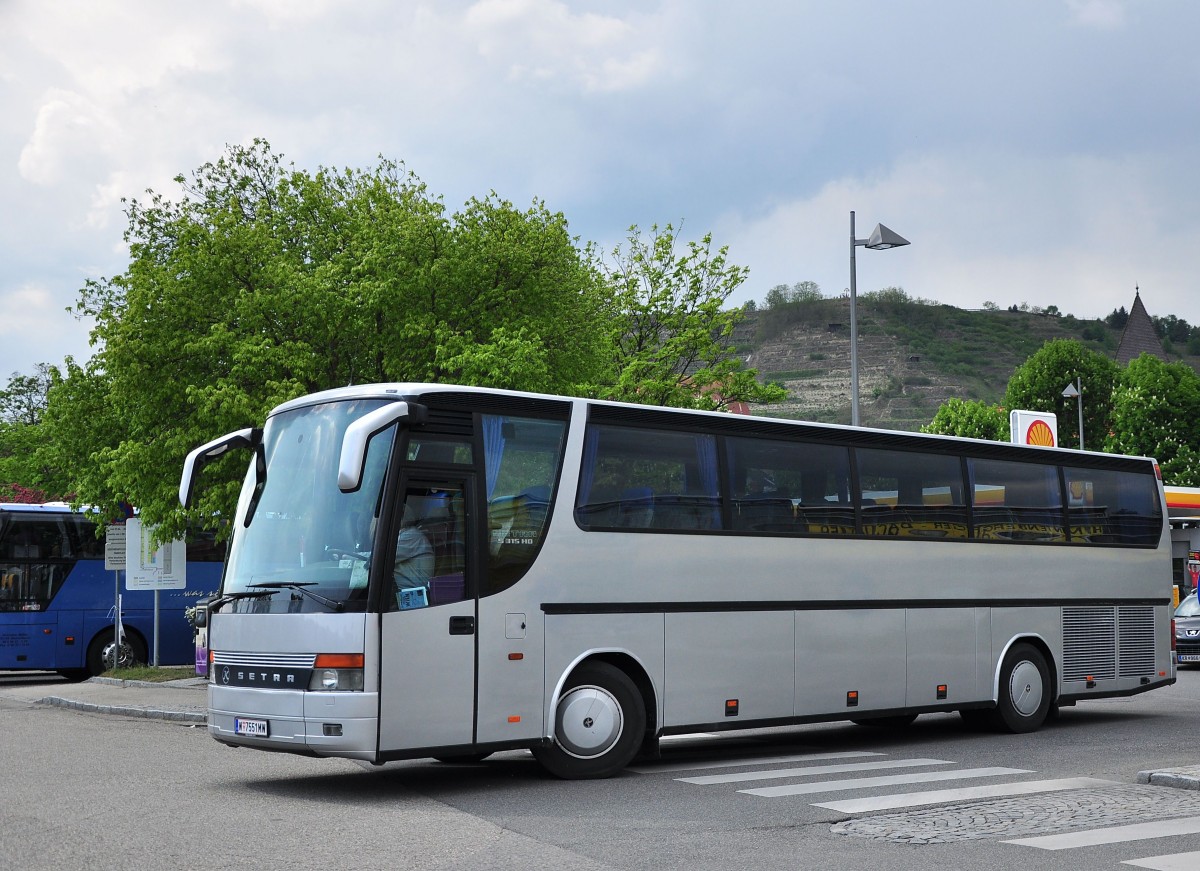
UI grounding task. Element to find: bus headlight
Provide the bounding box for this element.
[308,653,365,692]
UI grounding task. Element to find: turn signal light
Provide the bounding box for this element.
[314,653,364,669]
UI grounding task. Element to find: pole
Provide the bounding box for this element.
[113,570,120,671]
[153,588,160,667]
[1075,377,1085,450]
[849,210,860,427]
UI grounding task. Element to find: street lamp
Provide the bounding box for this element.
[1062,379,1084,449]
[849,211,910,427]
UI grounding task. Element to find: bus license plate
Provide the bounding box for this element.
[1179,655,1200,663]
[235,717,269,737]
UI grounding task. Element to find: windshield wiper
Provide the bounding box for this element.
[248,581,345,613]
[207,589,274,614]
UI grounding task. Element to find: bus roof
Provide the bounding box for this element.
[266,382,1159,467]
[0,502,92,514]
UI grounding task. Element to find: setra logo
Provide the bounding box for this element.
[222,666,230,685]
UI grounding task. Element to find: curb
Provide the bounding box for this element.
[36,695,206,725]
[1136,768,1200,790]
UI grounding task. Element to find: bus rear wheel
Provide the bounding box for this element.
[533,662,646,780]
[85,631,147,676]
[989,642,1051,733]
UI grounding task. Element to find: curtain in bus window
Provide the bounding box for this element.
[1063,466,1162,546]
[969,458,1064,543]
[483,415,567,593]
[574,425,722,532]
[726,436,853,536]
[482,414,505,499]
[856,448,967,539]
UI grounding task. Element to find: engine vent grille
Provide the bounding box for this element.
[1118,606,1157,677]
[1062,607,1116,681]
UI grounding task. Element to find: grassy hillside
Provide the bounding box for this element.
[738,298,1200,431]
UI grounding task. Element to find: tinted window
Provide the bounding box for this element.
[484,415,567,591]
[856,448,967,539]
[727,436,853,535]
[0,512,97,611]
[575,425,720,531]
[970,459,1064,542]
[1064,466,1162,546]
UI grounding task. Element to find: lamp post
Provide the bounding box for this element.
[1061,379,1084,449]
[849,211,910,427]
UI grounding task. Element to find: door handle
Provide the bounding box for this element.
[449,615,475,636]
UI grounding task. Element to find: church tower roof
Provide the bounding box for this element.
[1116,288,1165,366]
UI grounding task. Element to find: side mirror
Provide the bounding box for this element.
[338,401,426,492]
[179,428,260,508]
[192,597,209,628]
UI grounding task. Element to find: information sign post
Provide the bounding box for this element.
[124,518,187,666]
[104,524,127,670]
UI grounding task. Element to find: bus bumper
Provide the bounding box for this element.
[208,683,378,760]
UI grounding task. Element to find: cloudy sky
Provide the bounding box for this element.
[3,0,1199,381]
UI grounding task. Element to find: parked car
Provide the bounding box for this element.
[1175,592,1200,665]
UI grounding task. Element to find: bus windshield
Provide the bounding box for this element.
[222,397,394,613]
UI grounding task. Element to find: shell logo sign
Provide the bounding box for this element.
[1009,410,1058,448]
[1025,419,1056,447]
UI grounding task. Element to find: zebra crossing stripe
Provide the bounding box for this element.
[813,776,1117,813]
[1122,850,1200,870]
[740,766,1031,798]
[629,750,882,775]
[1004,816,1200,851]
[678,757,952,786]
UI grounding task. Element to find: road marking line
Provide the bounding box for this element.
[678,758,952,786]
[741,766,1032,798]
[814,776,1117,813]
[629,750,882,775]
[1005,816,1200,851]
[1123,850,1200,870]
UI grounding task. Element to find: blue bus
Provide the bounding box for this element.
[0,502,223,679]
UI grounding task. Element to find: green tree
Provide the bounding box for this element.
[43,141,612,536]
[921,398,1008,441]
[0,364,58,501]
[596,224,785,410]
[1004,339,1118,451]
[1106,354,1200,485]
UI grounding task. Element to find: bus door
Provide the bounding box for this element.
[378,477,477,754]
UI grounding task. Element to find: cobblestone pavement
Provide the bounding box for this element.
[831,785,1200,844]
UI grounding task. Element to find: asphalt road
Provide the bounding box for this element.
[4,670,1200,871]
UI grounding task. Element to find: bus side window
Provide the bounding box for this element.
[970,459,1063,543]
[856,448,966,539]
[1064,466,1161,546]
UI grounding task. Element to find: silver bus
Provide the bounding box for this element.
[181,383,1174,779]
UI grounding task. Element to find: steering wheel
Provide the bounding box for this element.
[325,545,370,562]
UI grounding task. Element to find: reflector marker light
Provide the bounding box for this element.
[508,715,521,723]
[725,699,739,717]
[314,653,364,669]
[846,691,859,707]
[508,653,524,661]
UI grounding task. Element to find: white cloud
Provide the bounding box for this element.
[0,282,93,376]
[1066,0,1129,30]
[3,0,1200,382]
[718,148,1198,323]
[464,0,666,92]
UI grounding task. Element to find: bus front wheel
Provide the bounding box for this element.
[533,662,646,780]
[990,642,1051,733]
